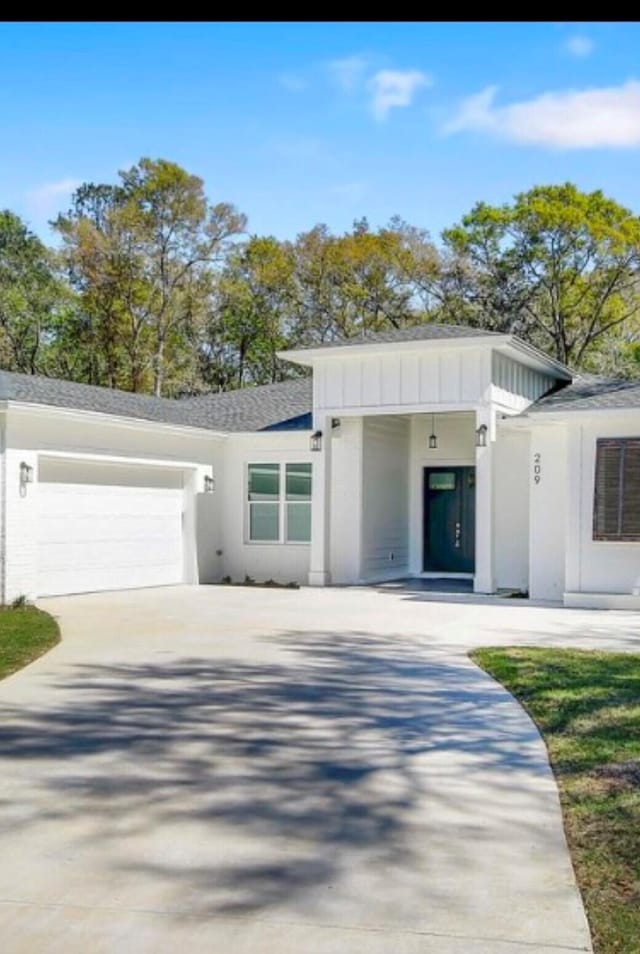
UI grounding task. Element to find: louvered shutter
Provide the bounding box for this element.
[621,440,640,538]
[594,440,623,539]
[593,438,640,541]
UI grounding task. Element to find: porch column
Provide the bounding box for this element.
[474,405,496,594]
[308,414,332,586]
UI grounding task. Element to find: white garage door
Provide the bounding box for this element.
[37,458,185,596]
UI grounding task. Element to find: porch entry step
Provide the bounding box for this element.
[379,577,474,594]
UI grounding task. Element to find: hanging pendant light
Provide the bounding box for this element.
[428,413,438,450]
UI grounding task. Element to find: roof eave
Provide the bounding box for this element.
[5,400,230,438]
[503,337,572,380]
[278,335,511,366]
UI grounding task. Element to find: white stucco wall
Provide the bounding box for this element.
[493,427,530,592]
[2,406,223,601]
[360,416,410,581]
[329,417,363,584]
[565,414,640,595]
[528,423,567,601]
[221,431,312,585]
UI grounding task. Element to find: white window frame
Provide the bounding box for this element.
[246,461,312,545]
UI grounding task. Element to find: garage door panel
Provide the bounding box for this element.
[37,460,185,596]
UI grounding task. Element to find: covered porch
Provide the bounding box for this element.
[309,408,502,594]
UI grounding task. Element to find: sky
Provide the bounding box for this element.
[2,21,640,244]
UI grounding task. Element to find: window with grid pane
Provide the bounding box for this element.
[593,438,640,541]
[285,463,311,542]
[248,464,280,541]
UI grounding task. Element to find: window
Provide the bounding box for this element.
[593,438,640,541]
[247,463,312,543]
[428,471,456,491]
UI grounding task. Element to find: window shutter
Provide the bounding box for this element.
[621,440,640,538]
[594,438,640,541]
[594,440,623,539]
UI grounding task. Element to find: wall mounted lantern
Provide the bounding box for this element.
[475,424,488,448]
[19,462,34,485]
[203,474,215,493]
[428,413,438,450]
[310,430,323,452]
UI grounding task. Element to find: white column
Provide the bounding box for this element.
[308,415,332,586]
[474,405,495,594]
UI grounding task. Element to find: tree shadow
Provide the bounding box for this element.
[0,628,557,920]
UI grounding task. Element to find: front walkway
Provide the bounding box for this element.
[2,585,636,953]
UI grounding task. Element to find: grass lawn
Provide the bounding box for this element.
[0,606,60,680]
[471,647,640,954]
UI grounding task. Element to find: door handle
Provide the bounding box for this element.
[455,521,461,548]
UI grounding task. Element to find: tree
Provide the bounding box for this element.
[0,211,70,375]
[200,236,298,389]
[442,184,640,368]
[54,159,246,395]
[291,218,439,345]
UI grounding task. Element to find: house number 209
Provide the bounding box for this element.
[533,453,542,484]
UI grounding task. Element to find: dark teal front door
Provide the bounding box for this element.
[423,467,475,573]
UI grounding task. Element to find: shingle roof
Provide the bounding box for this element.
[530,374,640,413]
[180,378,312,431]
[288,323,501,352]
[0,370,313,433]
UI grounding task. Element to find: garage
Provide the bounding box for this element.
[37,457,185,596]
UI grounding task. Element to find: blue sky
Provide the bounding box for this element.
[2,21,640,243]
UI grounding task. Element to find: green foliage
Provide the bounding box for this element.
[0,606,60,680]
[0,211,71,375]
[443,184,640,366]
[53,159,246,395]
[3,169,640,391]
[472,647,640,954]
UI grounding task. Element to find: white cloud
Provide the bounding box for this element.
[327,55,369,92]
[277,72,308,92]
[25,177,81,217]
[445,80,640,149]
[565,34,594,58]
[369,69,431,121]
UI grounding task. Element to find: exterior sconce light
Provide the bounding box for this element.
[203,474,215,493]
[310,430,323,452]
[20,462,34,485]
[475,424,488,448]
[428,413,438,450]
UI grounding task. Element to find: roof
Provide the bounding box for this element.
[0,370,313,433]
[286,323,501,353]
[280,321,572,380]
[180,378,312,431]
[530,374,640,414]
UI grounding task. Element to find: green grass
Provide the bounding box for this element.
[471,647,640,954]
[0,605,60,680]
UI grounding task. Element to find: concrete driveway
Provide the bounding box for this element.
[2,586,639,953]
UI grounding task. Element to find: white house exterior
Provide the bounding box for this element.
[2,324,640,609]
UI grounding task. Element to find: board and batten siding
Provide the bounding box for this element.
[361,416,410,581]
[312,347,556,416]
[491,353,555,411]
[314,349,488,412]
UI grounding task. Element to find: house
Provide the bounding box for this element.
[2,323,640,609]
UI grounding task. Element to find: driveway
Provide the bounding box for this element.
[2,586,638,953]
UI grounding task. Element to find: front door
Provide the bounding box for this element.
[423,467,475,573]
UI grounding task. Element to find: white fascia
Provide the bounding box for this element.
[1,401,229,441]
[278,335,510,366]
